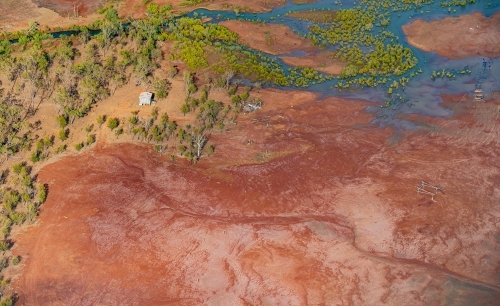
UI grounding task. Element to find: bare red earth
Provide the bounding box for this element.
[403,12,500,59]
[11,91,500,305]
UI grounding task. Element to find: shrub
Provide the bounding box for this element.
[30,151,40,163]
[12,163,24,175]
[207,144,215,155]
[106,117,119,130]
[151,107,159,118]
[153,78,170,99]
[189,98,200,109]
[188,84,197,94]
[114,128,123,136]
[200,91,208,103]
[9,212,25,225]
[185,151,194,160]
[56,115,68,128]
[231,95,241,103]
[55,144,66,154]
[128,116,139,125]
[168,65,178,78]
[38,184,47,203]
[35,139,44,151]
[240,92,249,101]
[96,115,106,126]
[74,143,84,151]
[0,296,13,306]
[180,103,190,116]
[85,124,94,133]
[59,129,68,141]
[11,256,20,265]
[0,241,9,252]
[161,113,169,124]
[154,145,163,153]
[228,86,237,96]
[43,135,54,148]
[86,134,96,145]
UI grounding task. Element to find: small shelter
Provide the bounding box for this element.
[139,92,153,106]
[474,84,484,101]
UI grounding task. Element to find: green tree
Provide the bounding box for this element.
[153,78,171,99]
[180,103,190,116]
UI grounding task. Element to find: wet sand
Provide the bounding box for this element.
[403,12,500,59]
[10,90,500,305]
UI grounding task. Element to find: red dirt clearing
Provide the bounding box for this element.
[10,91,500,305]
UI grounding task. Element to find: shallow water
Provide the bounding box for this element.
[191,0,500,129]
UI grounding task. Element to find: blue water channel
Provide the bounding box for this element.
[189,0,500,130]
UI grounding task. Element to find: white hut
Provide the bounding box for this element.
[139,92,153,106]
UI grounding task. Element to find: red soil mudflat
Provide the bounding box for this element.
[11,90,500,305]
[219,21,316,55]
[403,12,500,59]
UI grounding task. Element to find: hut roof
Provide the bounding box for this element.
[140,92,153,99]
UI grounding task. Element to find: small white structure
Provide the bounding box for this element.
[474,84,484,101]
[417,181,444,202]
[139,92,153,106]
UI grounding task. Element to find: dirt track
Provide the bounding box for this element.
[11,91,500,305]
